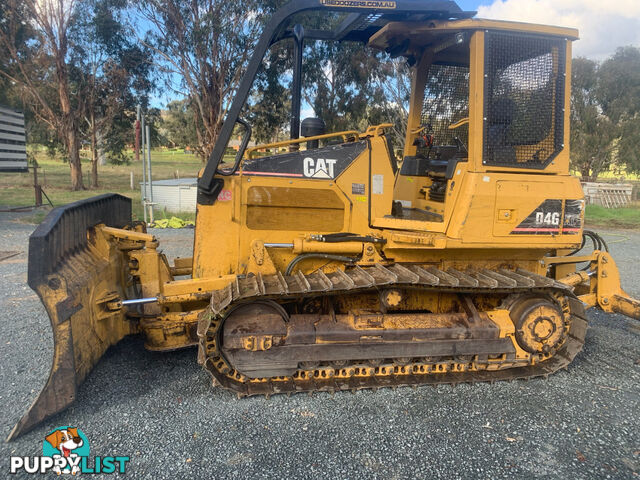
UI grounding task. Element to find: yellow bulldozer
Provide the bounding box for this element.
[9,0,640,441]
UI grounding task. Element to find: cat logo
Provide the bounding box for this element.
[303,157,337,179]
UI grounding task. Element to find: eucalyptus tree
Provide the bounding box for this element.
[0,0,86,189]
[137,0,272,161]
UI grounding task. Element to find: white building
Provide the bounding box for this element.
[141,178,198,213]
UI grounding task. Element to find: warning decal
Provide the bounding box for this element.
[562,199,583,234]
[352,183,365,195]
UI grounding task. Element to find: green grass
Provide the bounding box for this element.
[0,147,204,221]
[4,147,639,229]
[585,203,640,228]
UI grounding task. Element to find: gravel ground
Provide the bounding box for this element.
[0,212,638,479]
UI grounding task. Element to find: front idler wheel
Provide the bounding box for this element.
[509,297,567,354]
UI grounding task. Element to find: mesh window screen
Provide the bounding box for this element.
[421,64,469,148]
[483,32,566,168]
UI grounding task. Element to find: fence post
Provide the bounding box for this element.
[146,124,154,224]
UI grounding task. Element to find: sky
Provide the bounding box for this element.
[152,0,640,109]
[299,0,639,120]
[462,0,640,60]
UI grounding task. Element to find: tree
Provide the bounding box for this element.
[247,35,410,147]
[247,45,292,144]
[597,46,640,175]
[0,0,31,106]
[138,0,270,162]
[0,0,86,190]
[570,49,640,180]
[303,41,385,134]
[72,0,152,186]
[160,99,199,149]
[368,57,412,151]
[570,57,616,181]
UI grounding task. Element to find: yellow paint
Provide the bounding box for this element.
[50,17,638,358]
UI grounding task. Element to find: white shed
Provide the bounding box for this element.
[141,178,198,213]
[0,105,27,172]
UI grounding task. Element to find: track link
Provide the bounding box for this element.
[197,264,588,396]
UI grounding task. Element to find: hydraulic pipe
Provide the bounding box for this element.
[122,297,158,306]
[293,238,364,254]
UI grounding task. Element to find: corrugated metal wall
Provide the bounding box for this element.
[141,178,197,212]
[0,106,27,172]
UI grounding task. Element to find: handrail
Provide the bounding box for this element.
[217,118,251,176]
[364,123,394,137]
[245,130,360,159]
[448,117,469,130]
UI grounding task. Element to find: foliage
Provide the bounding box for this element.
[246,18,413,149]
[0,0,151,189]
[4,0,639,187]
[0,0,33,106]
[138,0,273,161]
[159,99,199,149]
[72,0,152,185]
[367,58,412,151]
[247,44,293,144]
[571,47,640,180]
[304,41,383,133]
[0,0,88,189]
[598,47,640,176]
[570,58,617,181]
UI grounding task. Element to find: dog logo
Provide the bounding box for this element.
[43,426,90,475]
[11,425,129,475]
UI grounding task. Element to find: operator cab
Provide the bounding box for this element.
[367,19,573,232]
[196,1,576,245]
[369,25,472,223]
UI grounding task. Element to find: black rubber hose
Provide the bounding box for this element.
[321,236,385,244]
[315,233,386,244]
[584,229,609,252]
[321,232,355,238]
[584,231,598,252]
[596,233,609,252]
[568,229,609,271]
[284,253,356,276]
[567,234,586,256]
[569,230,609,256]
[319,232,384,242]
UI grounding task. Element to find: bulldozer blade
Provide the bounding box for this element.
[7,194,137,441]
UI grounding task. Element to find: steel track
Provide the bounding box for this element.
[197,264,588,396]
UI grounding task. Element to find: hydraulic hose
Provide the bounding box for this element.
[285,253,356,276]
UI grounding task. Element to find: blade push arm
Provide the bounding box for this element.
[551,251,640,320]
